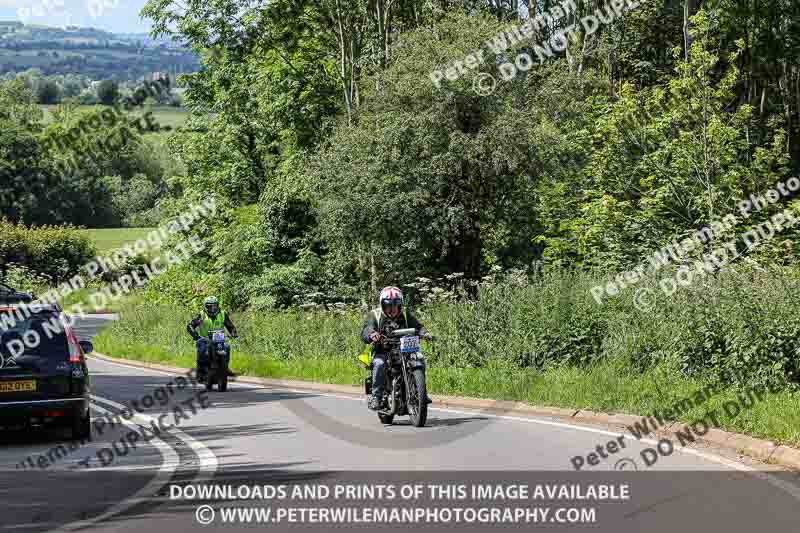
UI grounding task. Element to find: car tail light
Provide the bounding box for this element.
[44,410,64,417]
[60,315,81,363]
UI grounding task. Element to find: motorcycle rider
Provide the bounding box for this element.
[187,296,239,379]
[361,286,432,411]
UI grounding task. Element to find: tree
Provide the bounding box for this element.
[308,13,540,288]
[35,79,61,104]
[62,79,82,98]
[96,80,119,105]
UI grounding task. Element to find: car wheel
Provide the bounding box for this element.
[71,409,91,441]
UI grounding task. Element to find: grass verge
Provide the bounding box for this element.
[93,297,800,449]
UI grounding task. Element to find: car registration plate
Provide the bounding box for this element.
[0,380,36,393]
[400,336,420,353]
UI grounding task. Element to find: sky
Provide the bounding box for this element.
[0,0,152,33]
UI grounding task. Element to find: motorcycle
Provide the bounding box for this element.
[200,329,233,392]
[359,327,429,427]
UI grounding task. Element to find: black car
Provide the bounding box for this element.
[0,304,92,440]
[0,282,34,304]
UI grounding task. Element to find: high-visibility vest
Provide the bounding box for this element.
[197,310,226,338]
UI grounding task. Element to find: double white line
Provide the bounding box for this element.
[56,387,218,531]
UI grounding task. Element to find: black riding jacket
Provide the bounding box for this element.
[360,307,428,356]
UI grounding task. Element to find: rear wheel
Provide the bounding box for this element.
[71,408,91,441]
[408,368,427,427]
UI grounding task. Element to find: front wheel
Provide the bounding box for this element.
[408,368,427,427]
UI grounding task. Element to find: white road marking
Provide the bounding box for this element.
[91,393,218,482]
[87,355,800,502]
[49,385,219,530]
[55,401,178,531]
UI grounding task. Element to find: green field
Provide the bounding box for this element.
[80,227,155,254]
[40,104,189,134]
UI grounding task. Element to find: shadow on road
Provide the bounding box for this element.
[1,462,325,533]
[392,416,490,428]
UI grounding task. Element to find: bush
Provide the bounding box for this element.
[96,80,119,105]
[0,263,52,293]
[132,264,800,392]
[143,263,224,311]
[0,219,96,282]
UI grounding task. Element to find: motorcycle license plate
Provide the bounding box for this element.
[400,336,420,353]
[212,331,225,342]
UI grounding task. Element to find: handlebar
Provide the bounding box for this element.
[390,328,417,338]
[376,329,433,348]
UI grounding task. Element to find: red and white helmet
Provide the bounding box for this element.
[379,286,403,314]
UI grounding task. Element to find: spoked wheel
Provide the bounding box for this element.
[407,368,428,427]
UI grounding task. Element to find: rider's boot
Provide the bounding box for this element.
[368,394,381,411]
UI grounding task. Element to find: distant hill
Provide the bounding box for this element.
[0,22,199,80]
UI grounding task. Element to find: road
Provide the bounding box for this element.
[1,315,800,532]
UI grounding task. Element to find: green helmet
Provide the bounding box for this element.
[204,296,220,317]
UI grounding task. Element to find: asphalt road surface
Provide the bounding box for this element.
[2,315,800,532]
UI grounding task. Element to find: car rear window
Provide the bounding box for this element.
[0,310,69,358]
